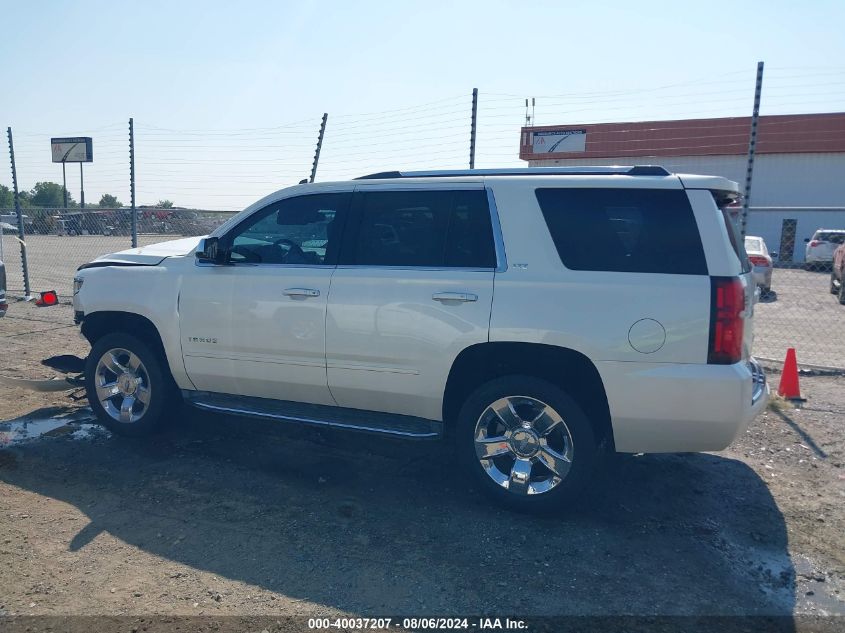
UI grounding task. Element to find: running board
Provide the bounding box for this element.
[183,391,443,440]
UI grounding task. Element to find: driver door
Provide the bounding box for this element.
[180,191,351,405]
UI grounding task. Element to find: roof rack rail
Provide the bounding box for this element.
[355,165,670,179]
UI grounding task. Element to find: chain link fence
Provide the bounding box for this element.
[2,67,844,370]
[2,203,842,370]
[742,213,845,370]
[0,207,235,296]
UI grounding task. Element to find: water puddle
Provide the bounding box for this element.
[0,408,108,448]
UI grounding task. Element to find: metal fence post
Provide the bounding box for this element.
[469,88,478,169]
[309,113,328,183]
[129,117,137,248]
[7,126,31,299]
[741,61,764,238]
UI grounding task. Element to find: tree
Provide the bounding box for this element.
[29,181,74,208]
[99,193,122,208]
[0,184,14,208]
[156,199,174,209]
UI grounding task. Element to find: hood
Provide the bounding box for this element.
[86,236,205,267]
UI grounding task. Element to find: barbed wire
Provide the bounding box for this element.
[1,69,842,211]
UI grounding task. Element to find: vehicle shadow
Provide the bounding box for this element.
[759,289,778,303]
[0,406,796,619]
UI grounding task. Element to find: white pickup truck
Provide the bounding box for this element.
[73,166,768,512]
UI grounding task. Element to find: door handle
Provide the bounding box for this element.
[432,292,478,303]
[283,288,320,297]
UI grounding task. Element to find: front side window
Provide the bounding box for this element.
[226,193,350,265]
[344,189,496,268]
[536,187,707,275]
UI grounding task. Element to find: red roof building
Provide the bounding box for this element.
[519,112,845,161]
[519,112,845,265]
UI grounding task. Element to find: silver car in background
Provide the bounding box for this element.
[745,235,773,294]
[805,229,845,267]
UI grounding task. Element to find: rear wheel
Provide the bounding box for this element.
[456,375,598,514]
[85,333,175,436]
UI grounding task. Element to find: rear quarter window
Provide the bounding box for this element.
[535,188,707,275]
[718,204,751,273]
[816,231,845,244]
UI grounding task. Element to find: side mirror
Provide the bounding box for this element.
[804,238,810,243]
[770,251,779,260]
[195,237,226,264]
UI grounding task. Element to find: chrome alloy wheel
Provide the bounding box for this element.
[474,396,574,495]
[94,348,152,424]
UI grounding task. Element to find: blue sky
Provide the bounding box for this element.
[1,0,844,209]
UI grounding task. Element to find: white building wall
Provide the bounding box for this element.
[528,153,845,207]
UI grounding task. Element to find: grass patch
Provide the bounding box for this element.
[767,392,794,413]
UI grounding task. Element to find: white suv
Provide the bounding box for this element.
[72,166,768,513]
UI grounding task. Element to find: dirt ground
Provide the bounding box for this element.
[0,302,843,626]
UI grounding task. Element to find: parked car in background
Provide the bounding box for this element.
[805,229,845,268]
[831,242,845,304]
[744,235,773,294]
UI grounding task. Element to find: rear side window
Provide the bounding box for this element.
[718,203,751,273]
[815,231,845,244]
[535,188,707,275]
[345,189,496,268]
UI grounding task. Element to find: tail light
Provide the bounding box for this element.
[708,277,744,365]
[748,255,770,267]
[809,240,820,247]
[35,290,59,307]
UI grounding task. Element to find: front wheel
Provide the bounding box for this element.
[456,375,598,514]
[85,333,174,436]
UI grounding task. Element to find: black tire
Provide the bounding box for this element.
[456,375,598,514]
[85,332,175,436]
[839,278,845,305]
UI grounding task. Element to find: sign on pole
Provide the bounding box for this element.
[51,137,93,163]
[531,129,586,154]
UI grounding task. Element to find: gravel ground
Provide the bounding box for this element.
[0,302,843,626]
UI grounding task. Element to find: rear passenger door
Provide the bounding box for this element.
[325,185,499,421]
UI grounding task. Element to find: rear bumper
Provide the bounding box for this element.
[805,251,832,263]
[597,357,769,453]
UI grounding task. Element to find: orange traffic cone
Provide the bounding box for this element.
[777,348,803,400]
